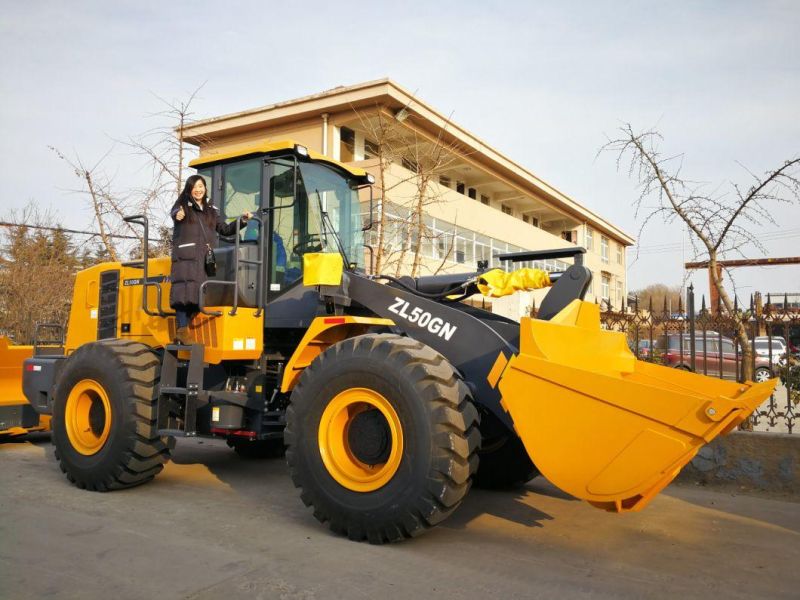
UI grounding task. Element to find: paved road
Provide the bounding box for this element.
[2,434,798,600]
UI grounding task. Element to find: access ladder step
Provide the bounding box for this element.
[159,386,188,396]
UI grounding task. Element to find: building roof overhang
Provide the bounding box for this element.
[181,78,635,245]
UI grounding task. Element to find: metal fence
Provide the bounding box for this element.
[598,285,799,433]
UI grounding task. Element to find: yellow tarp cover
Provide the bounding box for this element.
[477,268,552,298]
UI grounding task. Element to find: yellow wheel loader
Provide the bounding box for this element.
[20,141,776,542]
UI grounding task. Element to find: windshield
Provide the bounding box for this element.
[296,161,365,269]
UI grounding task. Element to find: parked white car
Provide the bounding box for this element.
[754,337,787,366]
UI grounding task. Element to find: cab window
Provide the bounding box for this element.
[266,158,365,295]
[223,159,261,239]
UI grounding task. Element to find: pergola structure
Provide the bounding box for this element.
[684,257,800,313]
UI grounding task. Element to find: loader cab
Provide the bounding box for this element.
[190,141,372,311]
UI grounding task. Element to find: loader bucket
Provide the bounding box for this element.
[0,336,49,437]
[0,336,32,406]
[496,300,776,513]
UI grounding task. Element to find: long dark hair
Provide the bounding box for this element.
[176,175,214,225]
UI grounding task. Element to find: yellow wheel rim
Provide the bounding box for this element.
[65,379,112,456]
[318,388,404,492]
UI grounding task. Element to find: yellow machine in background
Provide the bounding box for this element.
[0,337,50,437]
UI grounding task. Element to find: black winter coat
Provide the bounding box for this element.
[169,198,242,307]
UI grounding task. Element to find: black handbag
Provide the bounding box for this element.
[204,245,216,276]
[198,216,216,276]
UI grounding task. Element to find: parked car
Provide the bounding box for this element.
[754,337,788,365]
[656,334,774,382]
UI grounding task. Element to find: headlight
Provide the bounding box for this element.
[295,144,309,157]
[366,173,375,184]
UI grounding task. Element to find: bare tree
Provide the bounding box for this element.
[352,104,465,277]
[122,84,208,225]
[395,126,462,278]
[50,85,207,261]
[49,146,136,262]
[351,105,415,275]
[603,124,800,379]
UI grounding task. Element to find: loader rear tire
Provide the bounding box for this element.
[473,411,539,489]
[285,333,480,544]
[51,339,173,491]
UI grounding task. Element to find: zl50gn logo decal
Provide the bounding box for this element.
[388,297,458,340]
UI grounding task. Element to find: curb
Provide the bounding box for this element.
[678,431,799,495]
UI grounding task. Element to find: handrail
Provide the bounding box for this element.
[33,322,65,354]
[495,246,587,266]
[122,214,175,317]
[198,216,264,318]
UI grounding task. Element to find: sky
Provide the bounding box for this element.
[1,0,798,302]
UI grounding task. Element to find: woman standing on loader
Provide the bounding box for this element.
[170,175,251,344]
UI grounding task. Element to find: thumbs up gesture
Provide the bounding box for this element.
[175,206,186,221]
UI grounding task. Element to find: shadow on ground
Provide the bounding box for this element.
[165,438,567,533]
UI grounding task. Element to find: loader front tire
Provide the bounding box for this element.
[285,334,480,544]
[52,340,172,491]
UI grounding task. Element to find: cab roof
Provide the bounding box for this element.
[188,140,369,179]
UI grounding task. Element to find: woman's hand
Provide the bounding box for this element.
[175,206,186,221]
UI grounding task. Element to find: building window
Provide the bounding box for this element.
[601,274,610,301]
[340,127,355,162]
[436,233,453,261]
[616,243,623,265]
[480,194,490,205]
[501,204,512,216]
[401,157,419,173]
[475,235,491,266]
[601,236,609,263]
[523,215,530,224]
[616,280,623,305]
[439,175,451,188]
[468,187,476,199]
[585,227,594,252]
[454,234,474,264]
[456,181,465,195]
[364,138,379,160]
[561,231,573,243]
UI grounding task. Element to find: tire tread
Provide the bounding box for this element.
[286,333,480,544]
[51,339,172,492]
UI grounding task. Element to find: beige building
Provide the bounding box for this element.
[182,78,633,319]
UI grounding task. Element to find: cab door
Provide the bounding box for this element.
[264,157,303,300]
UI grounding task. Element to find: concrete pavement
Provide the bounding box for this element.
[1,434,798,599]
